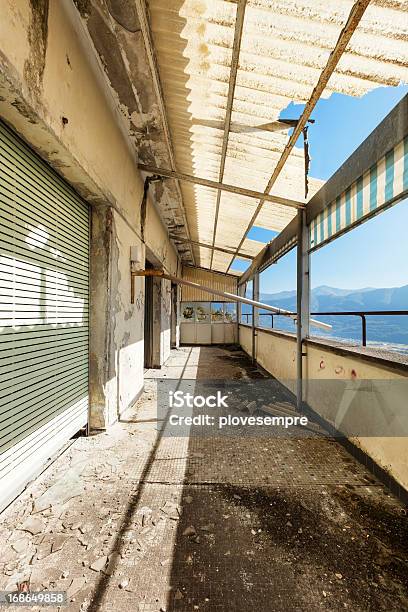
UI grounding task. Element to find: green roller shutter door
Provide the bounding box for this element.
[0,121,89,511]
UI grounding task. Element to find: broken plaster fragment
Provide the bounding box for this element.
[90,556,108,572]
[35,543,52,560]
[51,534,71,553]
[105,552,121,576]
[161,502,180,520]
[67,576,86,598]
[19,517,44,535]
[11,538,30,554]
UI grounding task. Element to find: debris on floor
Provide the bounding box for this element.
[0,348,407,611]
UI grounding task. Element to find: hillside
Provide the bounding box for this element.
[243,285,408,346]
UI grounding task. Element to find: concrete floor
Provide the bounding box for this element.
[0,346,407,611]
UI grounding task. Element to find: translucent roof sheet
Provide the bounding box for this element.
[148,0,408,273]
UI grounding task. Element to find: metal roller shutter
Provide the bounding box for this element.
[0,121,89,511]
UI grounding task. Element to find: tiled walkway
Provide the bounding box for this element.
[0,347,407,611]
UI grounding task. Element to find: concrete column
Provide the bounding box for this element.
[296,209,310,411]
[89,206,145,429]
[89,206,117,430]
[252,272,260,363]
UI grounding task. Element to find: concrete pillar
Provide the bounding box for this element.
[89,206,145,429]
[89,206,117,430]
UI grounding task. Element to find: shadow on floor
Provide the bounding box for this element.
[162,347,408,611]
[86,345,408,612]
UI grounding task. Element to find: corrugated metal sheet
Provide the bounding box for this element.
[148,0,408,272]
[181,265,238,300]
[310,135,408,249]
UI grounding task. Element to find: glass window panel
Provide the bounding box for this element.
[181,302,195,322]
[196,302,210,323]
[224,302,237,322]
[211,303,224,322]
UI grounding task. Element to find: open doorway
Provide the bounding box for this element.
[170,282,178,348]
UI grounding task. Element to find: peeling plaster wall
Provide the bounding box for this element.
[239,325,408,492]
[0,0,179,429]
[161,279,172,365]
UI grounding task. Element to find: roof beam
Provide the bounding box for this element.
[169,234,253,260]
[138,163,304,209]
[135,0,196,265]
[227,0,372,273]
[210,0,247,270]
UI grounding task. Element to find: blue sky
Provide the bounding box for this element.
[230,84,408,292]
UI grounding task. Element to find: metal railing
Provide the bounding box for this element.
[240,310,408,347]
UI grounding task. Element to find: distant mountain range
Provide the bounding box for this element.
[243,285,408,348]
[260,284,408,312]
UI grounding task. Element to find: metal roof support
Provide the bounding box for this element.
[210,0,247,270]
[237,282,245,343]
[252,271,259,363]
[168,234,254,260]
[135,0,196,266]
[226,0,372,274]
[138,164,303,209]
[296,209,310,412]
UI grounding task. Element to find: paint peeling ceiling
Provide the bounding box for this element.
[74,0,196,264]
[75,0,408,275]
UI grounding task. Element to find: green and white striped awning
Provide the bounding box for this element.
[310,136,408,250]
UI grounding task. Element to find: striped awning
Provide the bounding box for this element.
[310,136,408,250]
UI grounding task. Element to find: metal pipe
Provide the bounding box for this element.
[361,314,367,347]
[252,272,259,363]
[132,269,330,330]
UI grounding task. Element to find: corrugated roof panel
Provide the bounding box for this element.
[181,265,238,300]
[210,250,234,273]
[240,237,267,257]
[214,192,259,246]
[148,0,408,274]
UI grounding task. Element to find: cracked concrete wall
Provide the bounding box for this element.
[0,0,179,429]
